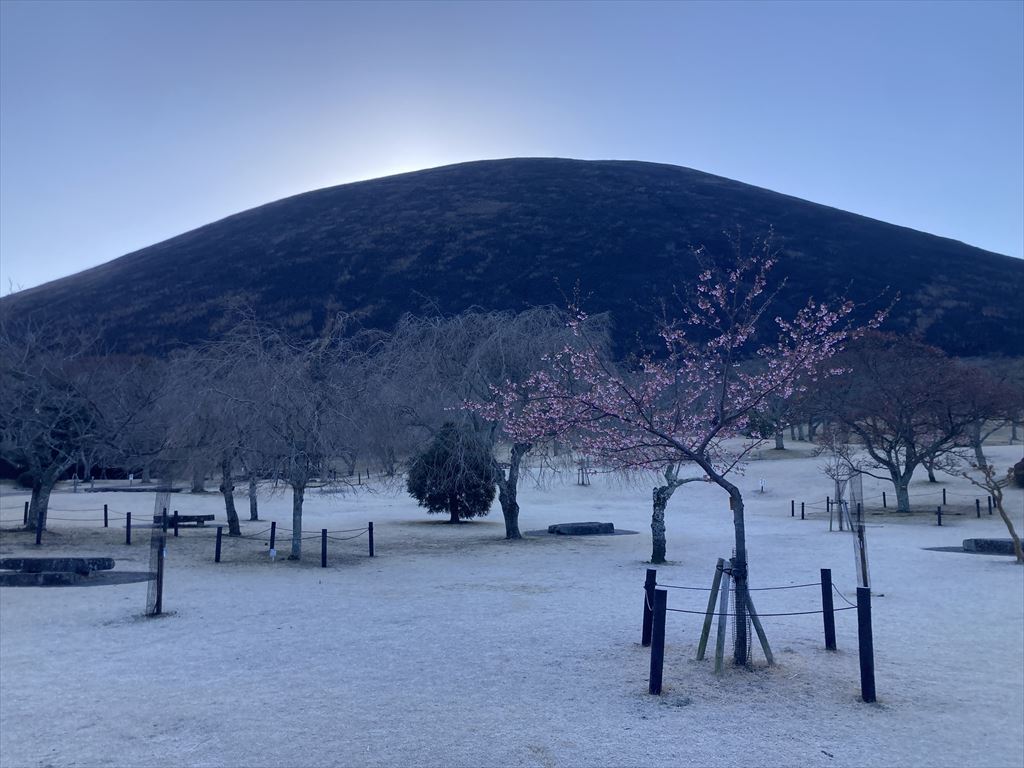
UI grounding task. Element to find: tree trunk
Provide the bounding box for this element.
[894,475,912,513]
[970,422,987,470]
[248,474,259,521]
[26,474,57,531]
[289,483,305,559]
[219,453,241,536]
[650,484,675,564]
[449,508,459,524]
[797,423,806,441]
[808,419,819,442]
[141,462,152,484]
[1011,422,1019,444]
[925,460,937,483]
[496,443,530,540]
[729,488,749,667]
[774,431,785,450]
[191,465,205,493]
[788,425,796,440]
[994,497,1024,564]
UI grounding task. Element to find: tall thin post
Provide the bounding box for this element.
[269,521,277,552]
[801,502,805,520]
[791,500,795,517]
[368,521,374,557]
[642,568,657,647]
[154,532,165,616]
[696,558,725,660]
[215,526,223,563]
[820,568,836,650]
[648,588,667,695]
[103,504,108,528]
[882,491,887,509]
[321,529,328,568]
[936,506,942,526]
[988,496,993,515]
[976,499,981,518]
[714,567,732,676]
[23,501,28,526]
[942,487,947,505]
[125,512,132,545]
[857,587,876,703]
[745,591,774,665]
[172,510,179,537]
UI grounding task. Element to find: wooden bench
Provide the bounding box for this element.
[153,514,215,527]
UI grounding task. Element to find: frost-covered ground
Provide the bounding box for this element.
[1,445,1022,768]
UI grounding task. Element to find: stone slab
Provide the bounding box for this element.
[0,557,115,575]
[962,539,1017,555]
[547,522,615,535]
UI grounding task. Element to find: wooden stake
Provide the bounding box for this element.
[696,558,725,660]
[714,567,732,676]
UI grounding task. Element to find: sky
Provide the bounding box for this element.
[1,0,1022,293]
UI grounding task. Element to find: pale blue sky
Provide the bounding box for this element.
[1,0,1021,292]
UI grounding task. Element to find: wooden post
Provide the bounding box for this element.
[321,529,328,568]
[857,587,876,703]
[126,512,132,545]
[642,568,657,647]
[882,491,887,509]
[215,526,223,563]
[976,499,981,518]
[696,558,725,660]
[648,588,667,695]
[744,591,774,665]
[821,568,837,650]
[269,521,277,551]
[791,500,795,517]
[368,522,374,557]
[153,532,165,616]
[936,506,942,526]
[942,487,947,505]
[23,501,28,526]
[172,510,179,537]
[988,496,993,515]
[103,504,108,528]
[801,502,805,520]
[714,566,732,676]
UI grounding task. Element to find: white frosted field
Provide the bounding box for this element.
[1,445,1022,768]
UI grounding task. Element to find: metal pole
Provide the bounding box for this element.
[642,568,657,647]
[648,588,667,695]
[821,568,836,650]
[857,587,876,703]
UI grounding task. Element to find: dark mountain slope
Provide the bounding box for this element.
[4,158,1021,356]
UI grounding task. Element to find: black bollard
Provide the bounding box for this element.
[820,569,836,651]
[857,587,876,703]
[172,511,179,537]
[321,529,328,568]
[642,568,657,647]
[882,491,887,509]
[368,522,374,557]
[988,496,993,515]
[942,488,947,505]
[269,521,277,552]
[801,502,805,520]
[215,526,223,563]
[103,504,108,528]
[791,499,795,517]
[126,512,132,545]
[23,501,28,526]
[648,588,668,695]
[936,506,942,526]
[976,499,981,518]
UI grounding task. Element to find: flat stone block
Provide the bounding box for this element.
[962,539,1016,555]
[0,571,84,586]
[547,522,615,535]
[0,557,115,575]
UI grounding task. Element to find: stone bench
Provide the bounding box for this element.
[962,538,1017,555]
[547,522,615,535]
[153,514,215,527]
[0,557,115,587]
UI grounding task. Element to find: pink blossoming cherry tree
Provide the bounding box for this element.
[470,242,884,666]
